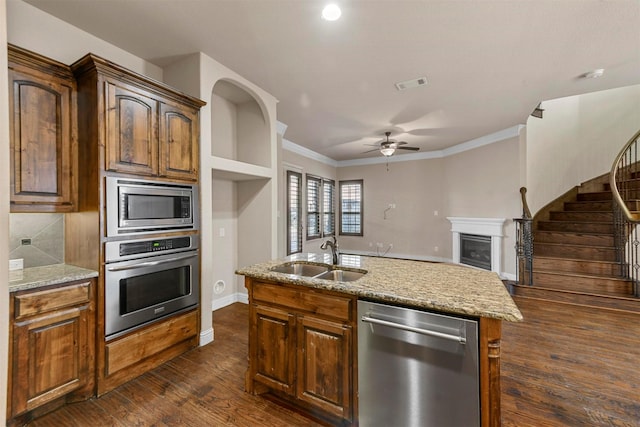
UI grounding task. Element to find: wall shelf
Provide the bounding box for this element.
[210,156,272,181]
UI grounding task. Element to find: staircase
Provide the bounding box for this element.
[512,176,640,311]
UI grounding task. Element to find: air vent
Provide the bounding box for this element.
[395,76,428,91]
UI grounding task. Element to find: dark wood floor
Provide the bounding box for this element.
[28,298,640,426]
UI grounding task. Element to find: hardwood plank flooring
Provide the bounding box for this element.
[27,299,640,426]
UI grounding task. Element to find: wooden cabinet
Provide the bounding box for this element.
[8,44,78,212]
[246,279,356,425]
[8,279,95,420]
[72,53,204,182]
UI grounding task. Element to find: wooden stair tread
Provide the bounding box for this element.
[534,241,615,250]
[510,284,640,312]
[533,255,618,265]
[531,269,627,281]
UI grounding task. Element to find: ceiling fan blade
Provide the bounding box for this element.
[398,146,420,151]
[364,143,382,147]
[362,148,381,153]
[395,141,408,146]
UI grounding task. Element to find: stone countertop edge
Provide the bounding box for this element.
[236,253,523,322]
[9,264,99,293]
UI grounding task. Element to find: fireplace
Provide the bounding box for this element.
[447,217,506,276]
[460,234,492,270]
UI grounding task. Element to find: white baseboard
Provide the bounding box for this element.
[211,292,249,312]
[199,327,214,346]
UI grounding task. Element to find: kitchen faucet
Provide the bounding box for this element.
[320,235,339,265]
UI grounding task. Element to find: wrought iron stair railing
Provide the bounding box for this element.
[610,129,640,297]
[514,187,533,286]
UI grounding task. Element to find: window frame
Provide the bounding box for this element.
[306,174,335,241]
[286,170,303,255]
[339,179,363,236]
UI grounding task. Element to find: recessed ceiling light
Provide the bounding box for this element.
[583,68,605,79]
[322,4,341,21]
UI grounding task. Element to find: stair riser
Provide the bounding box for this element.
[511,286,640,311]
[534,232,614,247]
[534,243,617,261]
[577,192,612,201]
[533,258,621,276]
[537,221,614,234]
[549,211,613,222]
[564,201,613,212]
[529,272,633,295]
[605,180,640,191]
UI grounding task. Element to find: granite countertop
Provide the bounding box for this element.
[236,253,523,322]
[9,264,99,293]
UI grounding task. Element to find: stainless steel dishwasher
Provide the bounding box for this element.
[358,300,480,427]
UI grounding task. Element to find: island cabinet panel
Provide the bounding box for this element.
[251,305,296,393]
[246,279,356,426]
[105,81,158,176]
[8,279,95,422]
[8,44,78,212]
[296,315,352,420]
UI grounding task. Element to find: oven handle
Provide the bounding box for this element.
[106,253,198,272]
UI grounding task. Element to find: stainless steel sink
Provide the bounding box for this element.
[315,269,366,282]
[270,262,329,277]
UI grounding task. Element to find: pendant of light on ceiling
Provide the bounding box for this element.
[322,4,342,21]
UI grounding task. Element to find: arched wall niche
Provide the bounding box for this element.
[211,78,271,169]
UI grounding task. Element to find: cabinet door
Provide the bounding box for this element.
[105,81,158,176]
[8,66,76,212]
[251,304,296,394]
[11,306,88,416]
[159,102,199,181]
[297,315,352,421]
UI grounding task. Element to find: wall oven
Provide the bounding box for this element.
[104,235,199,340]
[106,176,198,237]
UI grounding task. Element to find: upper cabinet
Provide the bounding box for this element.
[72,54,205,182]
[8,45,78,212]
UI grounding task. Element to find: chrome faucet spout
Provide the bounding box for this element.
[321,236,339,264]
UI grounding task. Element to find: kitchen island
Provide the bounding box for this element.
[237,253,522,427]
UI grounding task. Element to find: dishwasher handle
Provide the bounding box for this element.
[361,315,467,345]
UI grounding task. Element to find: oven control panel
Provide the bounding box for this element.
[120,237,191,256]
[105,235,199,263]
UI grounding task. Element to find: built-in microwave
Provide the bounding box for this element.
[106,177,198,237]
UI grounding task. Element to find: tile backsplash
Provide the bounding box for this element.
[9,213,64,268]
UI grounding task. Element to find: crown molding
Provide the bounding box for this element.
[282,138,338,167]
[282,124,525,168]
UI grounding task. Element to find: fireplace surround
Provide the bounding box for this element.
[447,217,506,275]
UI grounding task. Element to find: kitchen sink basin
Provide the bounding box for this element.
[270,262,329,277]
[315,269,366,282]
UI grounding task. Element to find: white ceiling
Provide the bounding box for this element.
[24,0,640,161]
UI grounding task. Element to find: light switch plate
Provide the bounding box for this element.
[9,258,24,271]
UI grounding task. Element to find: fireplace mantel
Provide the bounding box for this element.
[447,217,507,276]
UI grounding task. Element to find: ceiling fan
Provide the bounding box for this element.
[364,132,420,157]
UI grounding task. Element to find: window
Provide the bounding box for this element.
[286,170,302,255]
[339,180,363,236]
[306,175,335,240]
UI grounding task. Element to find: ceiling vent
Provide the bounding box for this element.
[395,77,428,91]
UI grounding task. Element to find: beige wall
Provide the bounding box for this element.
[443,136,522,275]
[7,0,162,79]
[337,158,447,260]
[526,84,640,214]
[1,1,10,424]
[334,135,521,277]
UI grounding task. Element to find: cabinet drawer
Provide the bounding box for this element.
[253,282,353,321]
[14,282,91,320]
[106,309,198,375]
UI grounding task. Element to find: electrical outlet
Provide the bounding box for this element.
[388,203,396,209]
[9,258,24,271]
[376,242,383,248]
[219,227,225,237]
[434,246,439,252]
[434,210,439,216]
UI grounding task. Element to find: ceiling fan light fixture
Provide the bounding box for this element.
[380,147,395,157]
